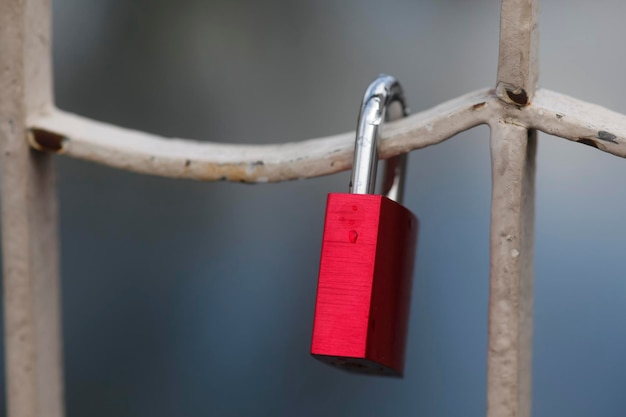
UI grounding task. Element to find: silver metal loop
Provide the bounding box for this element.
[349,74,409,204]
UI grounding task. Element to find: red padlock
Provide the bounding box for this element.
[311,75,418,376]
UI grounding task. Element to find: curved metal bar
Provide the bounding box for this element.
[27,88,494,183]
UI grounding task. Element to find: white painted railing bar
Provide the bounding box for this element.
[27,89,493,182]
[27,88,626,183]
[0,0,65,417]
[487,122,537,417]
[487,1,538,416]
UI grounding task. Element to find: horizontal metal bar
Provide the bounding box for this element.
[26,87,626,183]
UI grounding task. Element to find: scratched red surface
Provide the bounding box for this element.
[311,193,418,376]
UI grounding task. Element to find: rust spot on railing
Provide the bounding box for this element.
[577,132,618,149]
[577,138,602,149]
[28,128,66,153]
[505,88,528,106]
[495,82,530,107]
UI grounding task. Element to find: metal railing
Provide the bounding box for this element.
[1,0,624,416]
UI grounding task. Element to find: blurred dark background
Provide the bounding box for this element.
[2,0,626,416]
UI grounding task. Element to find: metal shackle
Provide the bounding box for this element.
[350,74,409,204]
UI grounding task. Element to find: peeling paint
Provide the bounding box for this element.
[502,118,527,129]
[597,131,617,143]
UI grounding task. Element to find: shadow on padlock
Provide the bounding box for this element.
[311,75,419,377]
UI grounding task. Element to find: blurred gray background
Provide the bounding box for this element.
[3,0,626,416]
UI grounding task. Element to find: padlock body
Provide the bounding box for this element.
[311,193,418,376]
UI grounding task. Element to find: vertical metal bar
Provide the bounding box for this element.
[496,0,539,107]
[0,0,64,416]
[489,0,539,416]
[488,123,536,417]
